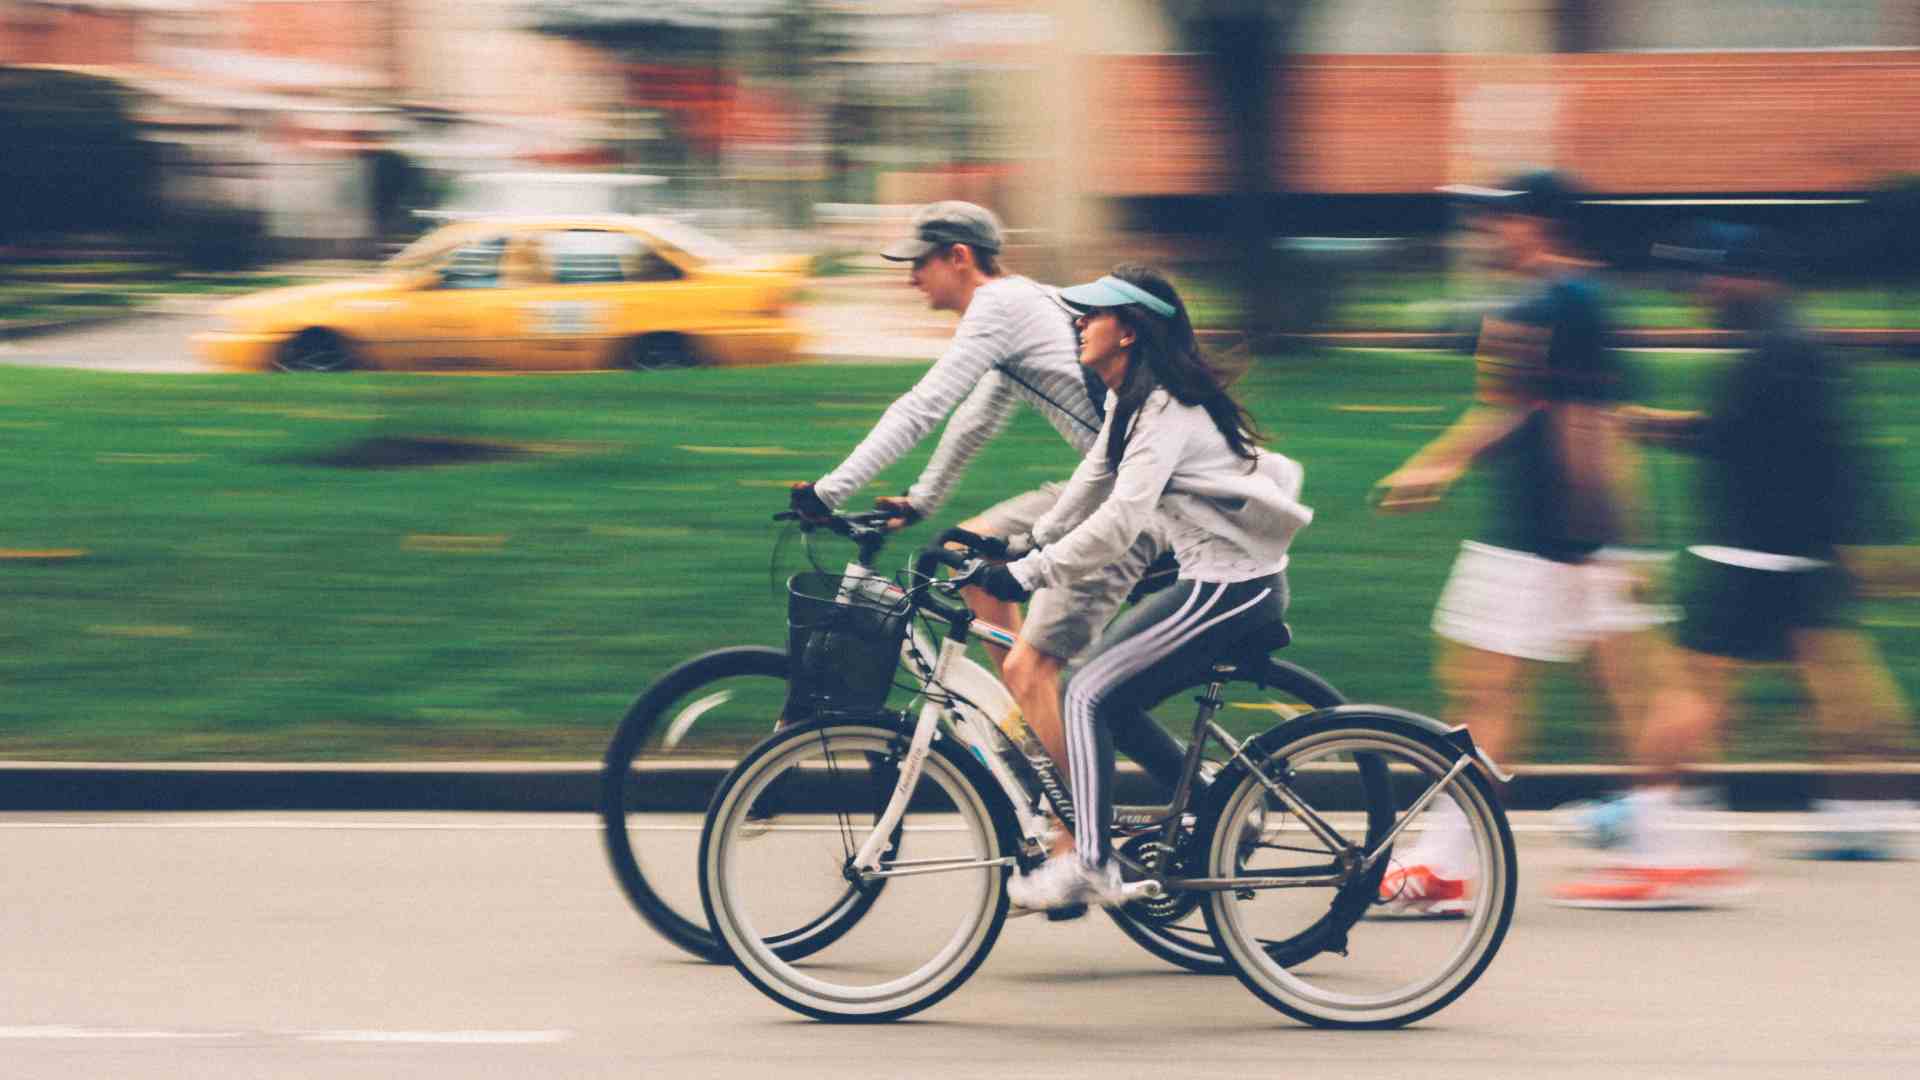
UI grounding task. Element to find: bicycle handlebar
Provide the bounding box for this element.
[772,507,897,566]
[912,544,974,584]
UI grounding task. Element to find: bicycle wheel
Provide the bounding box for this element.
[605,646,881,962]
[1199,711,1517,1029]
[700,719,1019,1022]
[1108,658,1349,975]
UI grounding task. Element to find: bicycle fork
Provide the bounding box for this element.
[850,633,1020,881]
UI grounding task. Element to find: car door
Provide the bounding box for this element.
[508,227,685,369]
[373,232,518,370]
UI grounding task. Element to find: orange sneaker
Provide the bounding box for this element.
[1372,864,1471,919]
[1550,864,1750,910]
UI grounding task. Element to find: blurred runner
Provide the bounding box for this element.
[1555,223,1915,907]
[1372,171,1664,916]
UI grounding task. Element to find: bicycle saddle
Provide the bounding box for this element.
[1229,621,1292,660]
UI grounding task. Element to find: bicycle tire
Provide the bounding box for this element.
[1104,658,1352,975]
[1198,710,1518,1028]
[602,646,888,963]
[699,718,1022,1022]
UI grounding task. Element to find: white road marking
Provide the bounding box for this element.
[0,820,600,831]
[0,1025,569,1045]
[298,1030,569,1045]
[0,1026,242,1040]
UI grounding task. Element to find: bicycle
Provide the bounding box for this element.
[696,535,1518,1027]
[601,510,1346,974]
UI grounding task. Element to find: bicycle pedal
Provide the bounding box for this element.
[1044,902,1089,922]
[1119,880,1165,902]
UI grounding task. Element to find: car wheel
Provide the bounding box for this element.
[624,334,695,372]
[275,330,356,373]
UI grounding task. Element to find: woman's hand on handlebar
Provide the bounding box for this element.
[975,564,1031,603]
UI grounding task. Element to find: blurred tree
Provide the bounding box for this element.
[1165,1,1312,335]
[368,148,435,242]
[0,66,159,249]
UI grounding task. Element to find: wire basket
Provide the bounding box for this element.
[786,570,911,715]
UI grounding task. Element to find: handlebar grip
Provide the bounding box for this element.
[912,545,972,582]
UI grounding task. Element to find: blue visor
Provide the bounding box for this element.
[1058,275,1177,318]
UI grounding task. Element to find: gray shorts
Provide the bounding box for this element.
[969,483,1165,662]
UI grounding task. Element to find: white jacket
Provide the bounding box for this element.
[1009,390,1313,589]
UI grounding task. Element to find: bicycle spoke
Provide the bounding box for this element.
[1204,725,1515,1029]
[704,723,1008,1020]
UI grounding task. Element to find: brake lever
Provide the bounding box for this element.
[933,557,989,594]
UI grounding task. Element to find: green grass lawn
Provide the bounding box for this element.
[2,353,1915,761]
[1186,269,1920,332]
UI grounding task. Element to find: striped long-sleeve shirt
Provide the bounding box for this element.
[1008,390,1313,589]
[813,276,1100,514]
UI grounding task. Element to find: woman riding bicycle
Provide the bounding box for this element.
[971,264,1314,910]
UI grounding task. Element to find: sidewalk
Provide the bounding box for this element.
[3,760,1914,813]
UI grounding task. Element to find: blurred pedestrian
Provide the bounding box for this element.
[1372,171,1664,915]
[1554,223,1914,906]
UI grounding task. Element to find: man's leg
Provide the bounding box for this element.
[1554,635,1749,907]
[1793,626,1914,857]
[950,490,1058,674]
[1793,626,1909,764]
[1002,641,1067,774]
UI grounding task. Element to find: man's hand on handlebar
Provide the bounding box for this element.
[873,495,924,533]
[788,481,832,523]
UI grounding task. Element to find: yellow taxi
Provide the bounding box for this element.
[195,216,810,372]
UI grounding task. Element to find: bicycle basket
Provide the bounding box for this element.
[786,571,911,715]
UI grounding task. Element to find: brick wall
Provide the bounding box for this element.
[0,6,138,68]
[1085,50,1920,195]
[236,0,390,78]
[1556,51,1920,192]
[1281,54,1453,193]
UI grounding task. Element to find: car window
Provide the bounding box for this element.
[437,235,509,289]
[537,229,681,285]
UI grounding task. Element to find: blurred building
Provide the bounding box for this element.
[1060,0,1920,200]
[6,0,1920,260]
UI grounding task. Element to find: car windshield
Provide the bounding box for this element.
[387,230,473,269]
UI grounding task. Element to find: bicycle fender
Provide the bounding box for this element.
[1244,705,1514,784]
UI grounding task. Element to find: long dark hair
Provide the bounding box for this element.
[1100,264,1264,471]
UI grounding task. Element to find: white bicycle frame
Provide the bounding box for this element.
[830,560,1490,892]
[834,562,1054,874]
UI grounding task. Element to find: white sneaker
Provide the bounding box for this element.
[1006,856,1124,911]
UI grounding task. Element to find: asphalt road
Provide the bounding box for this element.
[0,301,942,376]
[1,812,1913,1079]
[0,314,220,374]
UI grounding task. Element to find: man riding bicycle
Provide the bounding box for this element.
[789,201,1171,824]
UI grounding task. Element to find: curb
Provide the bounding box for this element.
[2,761,1914,814]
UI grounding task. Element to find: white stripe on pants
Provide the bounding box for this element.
[1063,580,1275,869]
